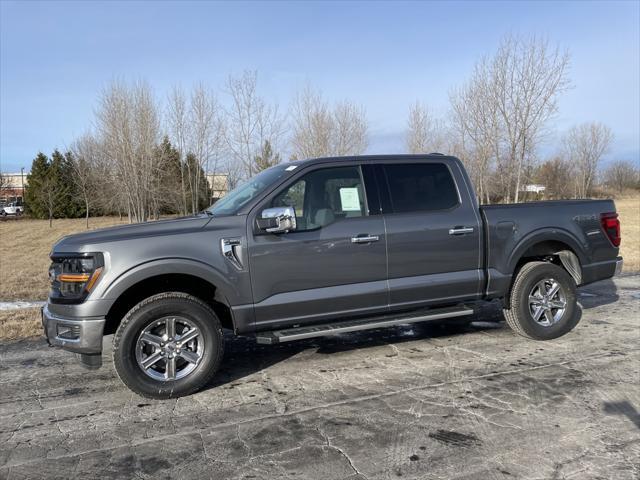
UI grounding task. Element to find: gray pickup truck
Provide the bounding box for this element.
[43,154,623,398]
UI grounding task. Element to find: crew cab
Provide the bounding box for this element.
[42,155,623,398]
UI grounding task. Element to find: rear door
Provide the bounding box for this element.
[378,160,482,309]
[247,162,388,330]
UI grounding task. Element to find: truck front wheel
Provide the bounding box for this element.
[503,261,579,340]
[113,292,224,398]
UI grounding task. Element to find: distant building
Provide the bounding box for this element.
[0,172,26,204]
[523,184,546,194]
[205,173,228,203]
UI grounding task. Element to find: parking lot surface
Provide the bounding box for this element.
[1,275,638,480]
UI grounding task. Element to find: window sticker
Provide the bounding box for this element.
[285,165,298,171]
[339,187,361,211]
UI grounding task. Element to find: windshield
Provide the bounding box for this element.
[207,164,293,216]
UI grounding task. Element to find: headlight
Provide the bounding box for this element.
[49,253,104,303]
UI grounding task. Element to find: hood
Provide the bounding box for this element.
[53,215,212,252]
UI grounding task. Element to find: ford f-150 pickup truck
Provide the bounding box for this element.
[43,154,623,398]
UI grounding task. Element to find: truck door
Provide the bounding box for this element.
[247,162,388,330]
[378,160,482,309]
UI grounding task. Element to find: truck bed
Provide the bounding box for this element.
[480,199,619,298]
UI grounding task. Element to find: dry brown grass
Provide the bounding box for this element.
[0,308,42,340]
[0,217,128,300]
[616,196,640,272]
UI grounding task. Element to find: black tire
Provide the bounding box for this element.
[503,261,579,340]
[113,292,224,399]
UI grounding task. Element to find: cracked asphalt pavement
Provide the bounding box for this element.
[1,275,639,479]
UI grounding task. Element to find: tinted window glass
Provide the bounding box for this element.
[272,166,366,231]
[383,163,459,213]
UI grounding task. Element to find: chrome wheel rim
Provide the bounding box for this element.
[135,316,204,381]
[528,278,567,327]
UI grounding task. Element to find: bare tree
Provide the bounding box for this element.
[166,86,189,215]
[226,71,285,179]
[290,86,333,159]
[187,84,225,213]
[451,36,570,202]
[95,80,161,223]
[332,101,368,156]
[69,133,101,228]
[533,156,572,199]
[405,102,446,154]
[564,122,613,198]
[602,159,640,193]
[449,59,502,203]
[290,85,368,159]
[493,36,571,202]
[0,173,9,192]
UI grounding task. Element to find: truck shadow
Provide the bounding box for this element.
[206,278,619,391]
[578,278,619,309]
[206,314,505,391]
[603,400,640,430]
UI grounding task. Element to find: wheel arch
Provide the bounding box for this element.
[508,229,587,280]
[103,262,237,336]
[503,230,587,308]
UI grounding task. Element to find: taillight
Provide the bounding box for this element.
[600,212,621,247]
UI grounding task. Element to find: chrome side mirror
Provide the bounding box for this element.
[258,206,297,233]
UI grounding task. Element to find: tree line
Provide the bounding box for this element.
[23,35,639,226]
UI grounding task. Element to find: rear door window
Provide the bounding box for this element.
[382,163,459,213]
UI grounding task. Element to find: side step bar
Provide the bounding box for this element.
[254,305,474,344]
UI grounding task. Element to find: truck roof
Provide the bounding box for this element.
[289,153,456,168]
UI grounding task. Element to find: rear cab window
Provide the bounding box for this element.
[381,163,460,214]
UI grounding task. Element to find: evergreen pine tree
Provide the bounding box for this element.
[61,151,84,217]
[185,153,212,212]
[254,140,281,172]
[49,150,70,218]
[156,136,183,214]
[24,152,50,218]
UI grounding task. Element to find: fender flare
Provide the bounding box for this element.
[506,228,588,275]
[102,257,237,307]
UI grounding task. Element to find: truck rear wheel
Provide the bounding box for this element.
[503,261,579,340]
[113,292,224,399]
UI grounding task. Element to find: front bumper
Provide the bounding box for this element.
[42,304,105,354]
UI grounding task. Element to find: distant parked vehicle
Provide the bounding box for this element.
[1,202,24,216]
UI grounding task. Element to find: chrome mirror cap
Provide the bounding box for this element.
[260,206,297,233]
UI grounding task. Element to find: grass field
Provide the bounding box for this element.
[0,308,41,341]
[0,197,638,340]
[0,216,129,301]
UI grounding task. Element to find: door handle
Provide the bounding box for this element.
[351,235,380,244]
[448,227,475,235]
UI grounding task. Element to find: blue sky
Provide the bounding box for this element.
[1,0,639,173]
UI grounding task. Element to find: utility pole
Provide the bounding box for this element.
[20,167,24,203]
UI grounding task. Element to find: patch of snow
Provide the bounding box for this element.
[0,301,46,311]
